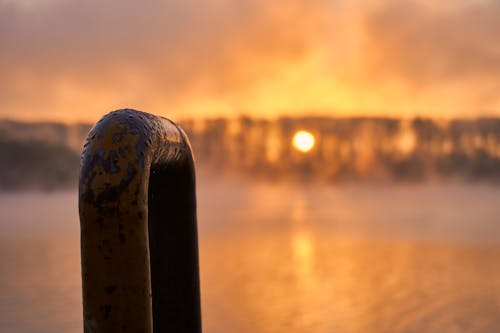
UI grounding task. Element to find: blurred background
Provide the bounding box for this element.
[1,0,500,332]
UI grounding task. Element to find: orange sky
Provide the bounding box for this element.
[1,0,500,122]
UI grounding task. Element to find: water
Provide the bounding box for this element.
[1,181,500,332]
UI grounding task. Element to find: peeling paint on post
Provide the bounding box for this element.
[79,109,202,333]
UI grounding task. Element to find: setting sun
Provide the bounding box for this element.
[292,130,315,153]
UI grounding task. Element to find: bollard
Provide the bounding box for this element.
[79,109,202,333]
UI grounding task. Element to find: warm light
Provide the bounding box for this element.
[292,130,315,153]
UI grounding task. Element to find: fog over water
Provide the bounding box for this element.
[1,180,500,332]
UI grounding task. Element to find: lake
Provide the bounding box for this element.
[1,180,500,332]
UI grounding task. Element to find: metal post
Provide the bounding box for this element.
[79,109,202,333]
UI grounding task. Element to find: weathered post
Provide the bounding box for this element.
[79,109,202,333]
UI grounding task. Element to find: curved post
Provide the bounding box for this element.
[79,109,202,333]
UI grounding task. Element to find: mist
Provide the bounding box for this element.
[1,0,499,120]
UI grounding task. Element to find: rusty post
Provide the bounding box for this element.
[79,109,202,333]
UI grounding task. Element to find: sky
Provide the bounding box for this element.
[0,0,499,122]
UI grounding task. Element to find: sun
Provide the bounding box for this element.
[292,130,315,153]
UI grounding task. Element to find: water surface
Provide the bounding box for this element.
[0,182,499,332]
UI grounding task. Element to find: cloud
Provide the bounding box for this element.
[361,1,500,79]
[0,0,499,121]
[356,0,500,108]
[0,0,330,120]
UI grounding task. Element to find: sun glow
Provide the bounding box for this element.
[292,130,315,153]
